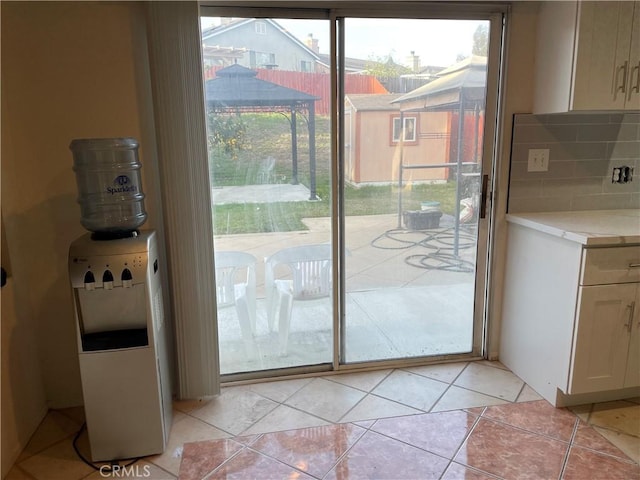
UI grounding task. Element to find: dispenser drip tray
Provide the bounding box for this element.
[91,230,139,241]
[81,328,148,352]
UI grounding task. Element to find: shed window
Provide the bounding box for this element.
[392,116,417,142]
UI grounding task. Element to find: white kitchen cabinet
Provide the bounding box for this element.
[500,211,640,407]
[569,283,639,394]
[534,1,640,113]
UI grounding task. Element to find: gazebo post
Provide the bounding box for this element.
[308,101,317,200]
[290,107,298,185]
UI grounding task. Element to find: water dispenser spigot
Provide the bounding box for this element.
[103,270,114,290]
[84,271,96,290]
[122,268,133,288]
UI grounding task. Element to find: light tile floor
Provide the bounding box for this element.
[6,361,640,479]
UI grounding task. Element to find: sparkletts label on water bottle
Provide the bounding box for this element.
[107,175,138,195]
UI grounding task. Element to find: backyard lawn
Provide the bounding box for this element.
[209,112,462,234]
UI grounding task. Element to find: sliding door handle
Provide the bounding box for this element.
[480,174,489,219]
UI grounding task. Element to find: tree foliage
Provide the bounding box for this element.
[207,113,248,160]
[364,53,411,77]
[472,24,489,56]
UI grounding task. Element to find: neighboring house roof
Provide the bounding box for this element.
[202,18,320,61]
[346,94,403,111]
[419,65,447,75]
[401,65,447,80]
[392,55,487,109]
[316,53,371,73]
[317,54,415,76]
[205,64,318,109]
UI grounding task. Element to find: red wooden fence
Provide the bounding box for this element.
[204,66,388,115]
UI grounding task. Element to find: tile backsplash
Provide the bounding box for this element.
[508,113,639,213]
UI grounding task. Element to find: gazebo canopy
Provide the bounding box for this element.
[392,56,487,111]
[204,64,319,199]
[205,64,318,110]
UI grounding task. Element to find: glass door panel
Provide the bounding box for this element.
[342,18,490,363]
[201,16,332,375]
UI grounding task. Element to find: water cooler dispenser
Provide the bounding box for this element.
[68,138,172,462]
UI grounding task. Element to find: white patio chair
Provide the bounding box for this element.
[214,251,257,357]
[265,244,332,355]
[257,156,276,184]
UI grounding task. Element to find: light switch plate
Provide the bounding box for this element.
[527,149,550,172]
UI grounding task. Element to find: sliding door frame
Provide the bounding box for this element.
[199,1,508,383]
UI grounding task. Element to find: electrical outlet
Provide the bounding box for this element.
[612,166,634,184]
[527,149,550,172]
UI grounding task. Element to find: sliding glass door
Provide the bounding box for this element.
[341,17,491,364]
[200,5,502,378]
[201,15,333,375]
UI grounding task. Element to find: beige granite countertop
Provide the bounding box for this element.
[505,210,640,246]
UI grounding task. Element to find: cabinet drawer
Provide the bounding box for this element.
[581,246,640,285]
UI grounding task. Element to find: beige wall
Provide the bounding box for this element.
[1,1,161,468]
[1,277,48,478]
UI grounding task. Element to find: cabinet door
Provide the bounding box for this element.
[624,285,640,387]
[568,283,636,394]
[573,2,635,110]
[626,3,640,110]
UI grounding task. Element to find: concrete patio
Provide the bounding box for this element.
[212,187,478,375]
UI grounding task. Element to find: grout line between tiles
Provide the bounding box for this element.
[514,381,527,402]
[590,423,640,442]
[370,432,453,465]
[247,424,369,480]
[202,445,248,480]
[558,417,581,480]
[10,463,39,480]
[181,410,240,439]
[239,399,337,435]
[477,414,574,445]
[322,367,395,394]
[335,392,373,423]
[569,438,640,465]
[441,462,505,480]
[440,406,485,477]
[317,426,373,480]
[584,401,595,424]
[14,413,81,463]
[425,361,475,412]
[245,444,320,479]
[427,379,455,413]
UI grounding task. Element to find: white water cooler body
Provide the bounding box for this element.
[69,230,172,462]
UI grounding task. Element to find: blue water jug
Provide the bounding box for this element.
[70,138,147,236]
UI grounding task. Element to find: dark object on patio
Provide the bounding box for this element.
[403,210,443,230]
